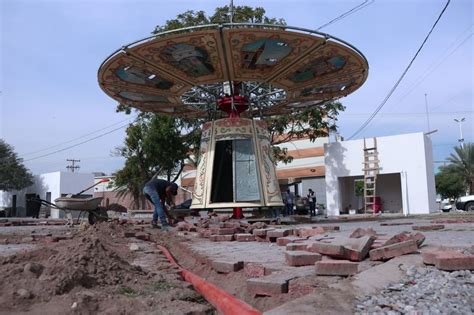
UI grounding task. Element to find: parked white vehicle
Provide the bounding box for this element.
[456,195,474,211]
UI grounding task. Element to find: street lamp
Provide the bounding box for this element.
[454,117,465,148]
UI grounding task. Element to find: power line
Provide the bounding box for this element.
[385,30,472,110]
[347,0,452,140]
[342,110,473,117]
[316,0,375,31]
[20,115,137,157]
[24,123,130,162]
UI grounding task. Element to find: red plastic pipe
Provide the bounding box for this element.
[157,244,261,315]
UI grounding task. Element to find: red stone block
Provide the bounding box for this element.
[308,241,346,258]
[267,229,293,238]
[315,260,358,276]
[135,232,150,241]
[286,242,311,251]
[285,251,322,266]
[298,227,325,238]
[214,227,236,235]
[350,227,377,238]
[247,275,289,296]
[288,279,316,295]
[244,262,265,278]
[276,236,305,246]
[212,260,243,273]
[412,225,445,231]
[210,234,234,242]
[198,229,212,238]
[45,236,59,243]
[421,247,459,265]
[435,252,474,271]
[223,221,241,229]
[369,240,418,261]
[235,233,255,242]
[421,247,474,270]
[383,231,425,248]
[253,228,275,237]
[255,235,267,242]
[123,231,136,238]
[341,236,375,261]
[321,225,340,231]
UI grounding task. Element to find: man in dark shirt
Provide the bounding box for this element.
[143,178,178,231]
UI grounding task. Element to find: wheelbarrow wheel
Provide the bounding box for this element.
[88,207,108,225]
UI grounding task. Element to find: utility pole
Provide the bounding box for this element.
[66,159,81,173]
[453,117,465,148]
[424,93,431,134]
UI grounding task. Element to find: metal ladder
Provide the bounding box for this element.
[363,138,380,213]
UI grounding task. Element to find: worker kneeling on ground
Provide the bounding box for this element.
[143,178,178,231]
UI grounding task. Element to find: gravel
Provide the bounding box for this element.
[355,266,474,315]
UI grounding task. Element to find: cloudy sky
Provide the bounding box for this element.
[1,0,472,175]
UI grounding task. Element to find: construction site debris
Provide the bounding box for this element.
[315,260,359,276]
[412,224,445,231]
[285,251,322,266]
[244,262,266,278]
[369,240,419,261]
[350,227,377,238]
[356,267,473,314]
[212,260,244,273]
[247,273,291,296]
[421,246,474,271]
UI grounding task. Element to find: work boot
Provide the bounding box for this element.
[151,222,159,229]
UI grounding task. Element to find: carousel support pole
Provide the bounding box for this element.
[232,207,244,219]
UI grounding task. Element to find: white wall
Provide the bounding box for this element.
[0,172,94,218]
[324,132,437,216]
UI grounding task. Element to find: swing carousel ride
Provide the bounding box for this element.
[97,16,368,214]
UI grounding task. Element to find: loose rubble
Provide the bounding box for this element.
[355,267,474,314]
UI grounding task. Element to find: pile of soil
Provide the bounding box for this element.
[0,222,214,314]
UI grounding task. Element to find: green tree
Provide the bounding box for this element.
[435,165,465,200]
[0,140,34,191]
[152,6,285,34]
[113,114,194,208]
[446,143,474,194]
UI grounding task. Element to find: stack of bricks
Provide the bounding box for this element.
[285,229,429,276]
[421,246,474,271]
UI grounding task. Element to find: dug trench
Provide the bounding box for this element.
[0,223,215,315]
[158,233,357,314]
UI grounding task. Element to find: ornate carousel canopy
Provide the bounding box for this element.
[98,23,368,117]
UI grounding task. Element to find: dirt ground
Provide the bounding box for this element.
[0,222,214,315]
[0,212,473,314]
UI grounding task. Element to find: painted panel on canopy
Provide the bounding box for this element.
[287,63,367,102]
[102,84,197,115]
[128,30,226,85]
[223,28,325,82]
[98,52,189,97]
[274,41,368,91]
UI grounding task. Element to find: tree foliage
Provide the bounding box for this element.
[112,114,196,208]
[153,5,285,34]
[446,143,474,194]
[435,165,465,200]
[0,140,34,191]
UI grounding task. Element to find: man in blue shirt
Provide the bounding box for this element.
[143,178,178,231]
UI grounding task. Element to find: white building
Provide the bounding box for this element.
[324,132,437,216]
[0,171,94,218]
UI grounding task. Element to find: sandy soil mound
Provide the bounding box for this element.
[0,222,214,314]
